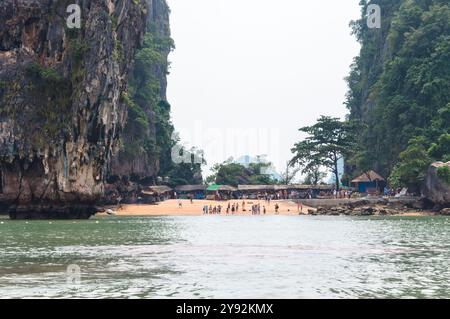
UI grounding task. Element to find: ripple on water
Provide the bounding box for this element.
[0,216,449,298]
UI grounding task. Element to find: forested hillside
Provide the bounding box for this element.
[346,0,450,190]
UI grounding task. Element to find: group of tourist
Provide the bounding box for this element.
[332,189,353,199]
[202,202,237,215]
[201,201,282,215]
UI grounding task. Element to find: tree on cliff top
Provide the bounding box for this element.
[290,116,357,191]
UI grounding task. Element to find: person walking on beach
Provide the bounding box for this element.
[209,205,213,214]
[275,203,279,214]
[263,206,266,214]
[178,200,183,209]
[231,204,235,214]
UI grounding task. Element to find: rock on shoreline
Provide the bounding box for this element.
[307,198,448,216]
[422,162,450,206]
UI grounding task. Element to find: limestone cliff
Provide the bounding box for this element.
[0,0,148,218]
[423,162,450,207]
[108,0,174,199]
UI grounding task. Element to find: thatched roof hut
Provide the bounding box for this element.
[238,185,275,191]
[351,170,385,194]
[175,185,207,192]
[288,184,334,191]
[351,170,385,183]
[207,184,237,192]
[142,185,173,195]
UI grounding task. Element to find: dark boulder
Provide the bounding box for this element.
[422,162,450,206]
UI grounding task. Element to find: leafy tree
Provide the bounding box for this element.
[166,145,205,187]
[302,166,327,186]
[207,160,247,186]
[290,116,357,190]
[428,133,450,162]
[279,161,301,185]
[388,137,432,191]
[207,159,278,186]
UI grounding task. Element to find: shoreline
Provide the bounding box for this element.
[103,199,307,217]
[98,199,436,217]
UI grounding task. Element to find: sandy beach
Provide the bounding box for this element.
[98,199,433,217]
[103,199,308,216]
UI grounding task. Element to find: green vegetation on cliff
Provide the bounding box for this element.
[437,165,450,184]
[117,14,203,186]
[346,0,450,189]
[24,63,71,146]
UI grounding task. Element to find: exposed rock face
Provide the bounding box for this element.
[108,0,172,197]
[423,162,450,207]
[309,197,432,216]
[0,0,148,218]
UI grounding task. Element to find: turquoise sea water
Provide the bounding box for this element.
[0,215,449,298]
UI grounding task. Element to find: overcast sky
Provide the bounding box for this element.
[166,0,362,178]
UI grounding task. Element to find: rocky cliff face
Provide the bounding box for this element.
[0,0,148,218]
[423,162,450,207]
[108,0,173,199]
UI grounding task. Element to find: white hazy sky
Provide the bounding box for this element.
[166,0,362,177]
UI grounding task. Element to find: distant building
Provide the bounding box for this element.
[351,171,386,194]
[174,185,207,199]
[141,186,173,203]
[206,184,237,200]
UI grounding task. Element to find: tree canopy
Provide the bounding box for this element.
[206,159,278,187]
[290,116,357,190]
